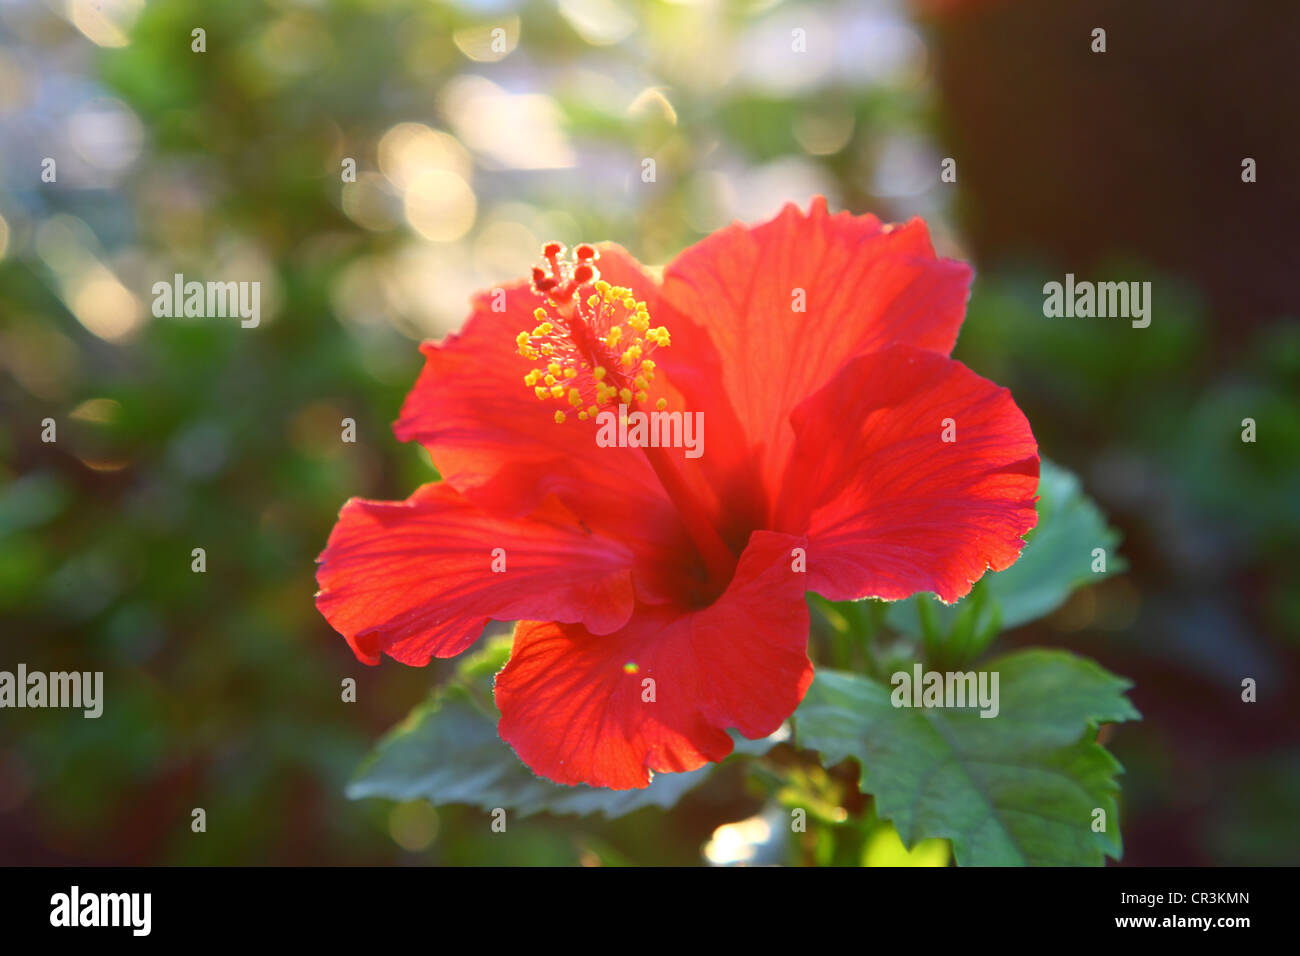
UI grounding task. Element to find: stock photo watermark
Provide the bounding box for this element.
[890,663,1000,719]
[0,664,102,718]
[594,404,704,458]
[151,274,261,328]
[1042,274,1151,328]
[49,887,150,936]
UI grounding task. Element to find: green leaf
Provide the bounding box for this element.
[793,649,1140,866]
[347,636,776,819]
[885,459,1125,639]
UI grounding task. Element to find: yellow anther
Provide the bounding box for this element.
[517,244,672,423]
[656,398,667,410]
[554,410,566,424]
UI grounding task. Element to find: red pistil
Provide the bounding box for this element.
[640,441,738,597]
[522,241,736,595]
[531,242,599,305]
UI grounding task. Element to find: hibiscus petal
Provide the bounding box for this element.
[393,246,664,518]
[316,483,636,666]
[657,197,973,516]
[495,530,813,789]
[776,344,1039,604]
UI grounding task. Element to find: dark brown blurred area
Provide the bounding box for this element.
[933,0,1300,326]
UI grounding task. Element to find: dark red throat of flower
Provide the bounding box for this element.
[517,242,738,597]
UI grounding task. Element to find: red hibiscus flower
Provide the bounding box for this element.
[316,198,1039,790]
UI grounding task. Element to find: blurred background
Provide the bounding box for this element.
[0,0,1297,865]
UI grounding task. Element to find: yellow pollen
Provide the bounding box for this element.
[554,410,566,424]
[656,398,667,410]
[517,241,673,425]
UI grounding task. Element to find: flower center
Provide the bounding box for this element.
[516,243,671,426]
